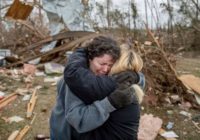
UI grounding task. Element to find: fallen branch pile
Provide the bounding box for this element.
[137,27,199,109]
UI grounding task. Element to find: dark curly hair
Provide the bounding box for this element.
[86,36,120,61]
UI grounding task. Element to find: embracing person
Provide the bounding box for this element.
[50,36,145,140]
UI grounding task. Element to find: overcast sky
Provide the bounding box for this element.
[0,0,170,29]
[95,0,168,28]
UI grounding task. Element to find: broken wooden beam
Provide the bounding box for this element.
[15,19,46,39]
[18,31,94,54]
[27,88,37,118]
[0,93,18,110]
[6,33,101,68]
[8,130,20,140]
[15,125,31,140]
[179,74,200,95]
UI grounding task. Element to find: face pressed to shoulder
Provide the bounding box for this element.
[89,54,115,76]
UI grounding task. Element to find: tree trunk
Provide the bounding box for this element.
[144,0,148,28]
[107,0,111,28]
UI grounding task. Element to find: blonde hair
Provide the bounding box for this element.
[110,44,143,75]
[110,44,145,104]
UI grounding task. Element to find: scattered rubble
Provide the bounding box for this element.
[138,114,163,140]
[160,130,179,139]
[6,115,24,123]
[166,122,174,130]
[0,2,199,139]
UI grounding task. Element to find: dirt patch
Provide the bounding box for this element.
[176,57,200,77]
[141,103,200,140]
[0,75,57,140]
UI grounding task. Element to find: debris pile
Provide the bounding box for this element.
[141,44,200,108]
[0,66,54,139]
[0,28,199,110]
[1,1,200,140]
[1,1,199,109]
[135,28,200,109]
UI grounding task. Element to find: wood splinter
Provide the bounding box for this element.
[27,88,37,118]
[0,93,18,110]
[15,125,31,140]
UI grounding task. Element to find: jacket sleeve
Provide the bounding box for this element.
[138,72,145,90]
[64,48,116,104]
[60,78,116,133]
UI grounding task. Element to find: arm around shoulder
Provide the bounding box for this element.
[63,80,116,133]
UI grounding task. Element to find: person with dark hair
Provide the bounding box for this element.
[50,36,145,140]
[63,36,121,104]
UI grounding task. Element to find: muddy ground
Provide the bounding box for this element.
[0,53,200,140]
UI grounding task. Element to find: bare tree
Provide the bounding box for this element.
[95,2,107,28]
[160,0,174,32]
[131,0,137,29]
[145,0,157,29]
[152,0,161,29]
[106,0,112,28]
[144,0,149,28]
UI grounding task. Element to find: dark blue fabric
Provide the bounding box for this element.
[80,103,140,140]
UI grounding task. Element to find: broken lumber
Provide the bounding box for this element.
[0,93,18,110]
[15,19,46,39]
[18,31,94,54]
[27,88,37,118]
[8,130,19,140]
[179,74,200,95]
[6,33,101,68]
[15,125,31,140]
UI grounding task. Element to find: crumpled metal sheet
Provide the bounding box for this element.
[41,0,94,52]
[42,0,93,31]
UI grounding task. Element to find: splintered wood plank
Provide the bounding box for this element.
[0,93,18,110]
[6,33,100,68]
[8,130,19,140]
[179,74,200,95]
[27,88,37,118]
[15,125,31,140]
[19,31,94,54]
